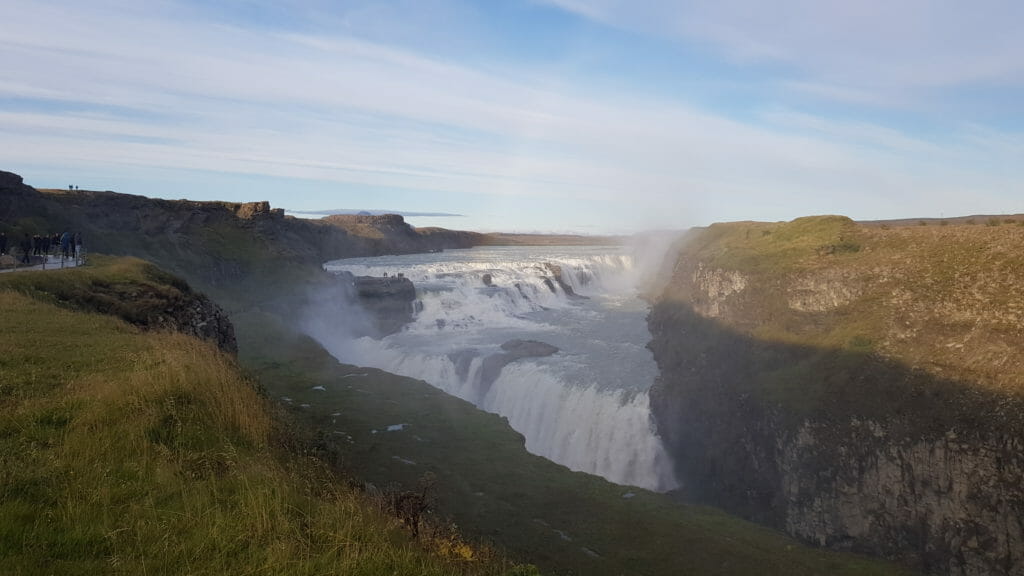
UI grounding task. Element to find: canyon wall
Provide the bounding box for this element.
[648,216,1024,575]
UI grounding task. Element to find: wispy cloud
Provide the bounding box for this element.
[540,1,1024,102]
[1,0,1022,232]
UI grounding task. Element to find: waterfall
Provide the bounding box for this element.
[314,246,679,492]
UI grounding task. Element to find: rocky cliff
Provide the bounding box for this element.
[0,171,483,296]
[648,216,1024,575]
[350,273,418,337]
[0,255,237,353]
[323,214,483,254]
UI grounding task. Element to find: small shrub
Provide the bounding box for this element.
[848,335,874,351]
[986,218,1001,227]
[1004,218,1017,225]
[918,220,928,226]
[815,241,860,256]
[940,220,949,226]
[880,224,891,230]
[966,219,976,225]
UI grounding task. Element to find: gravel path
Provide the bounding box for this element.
[0,253,84,273]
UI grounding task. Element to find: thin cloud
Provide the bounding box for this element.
[2,0,1023,232]
[540,1,1024,95]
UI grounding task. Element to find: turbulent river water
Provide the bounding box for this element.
[317,245,678,492]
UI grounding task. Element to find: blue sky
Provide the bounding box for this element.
[2,0,1022,233]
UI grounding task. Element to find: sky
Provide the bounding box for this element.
[2,0,1022,233]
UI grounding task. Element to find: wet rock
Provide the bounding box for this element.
[500,339,559,357]
[543,263,588,299]
[476,339,559,402]
[350,275,417,337]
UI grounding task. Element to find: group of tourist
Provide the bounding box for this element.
[0,230,84,266]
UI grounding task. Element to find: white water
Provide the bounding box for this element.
[315,245,678,492]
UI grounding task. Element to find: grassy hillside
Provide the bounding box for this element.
[0,260,529,576]
[657,215,1024,419]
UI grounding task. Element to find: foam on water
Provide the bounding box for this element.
[315,246,679,492]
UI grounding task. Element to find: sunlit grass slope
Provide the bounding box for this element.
[0,260,527,576]
[659,216,1024,420]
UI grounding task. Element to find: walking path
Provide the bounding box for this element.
[0,254,84,273]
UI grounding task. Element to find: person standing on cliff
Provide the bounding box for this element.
[59,231,71,260]
[19,233,32,264]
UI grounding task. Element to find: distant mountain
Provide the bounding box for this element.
[287,208,464,218]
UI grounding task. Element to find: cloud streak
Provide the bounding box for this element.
[1,0,1022,232]
[540,0,1024,90]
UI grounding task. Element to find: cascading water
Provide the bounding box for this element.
[314,245,679,492]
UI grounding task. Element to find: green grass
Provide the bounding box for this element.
[235,311,916,576]
[0,261,530,576]
[658,216,1024,424]
[693,215,862,273]
[0,255,195,327]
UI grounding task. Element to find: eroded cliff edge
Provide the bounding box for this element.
[647,215,1024,575]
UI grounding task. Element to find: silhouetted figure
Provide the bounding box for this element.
[74,232,83,260]
[0,231,6,255]
[20,233,31,264]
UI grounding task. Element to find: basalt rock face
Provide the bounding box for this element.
[476,340,559,401]
[0,170,24,188]
[648,216,1024,575]
[344,272,419,336]
[542,263,588,299]
[153,286,238,354]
